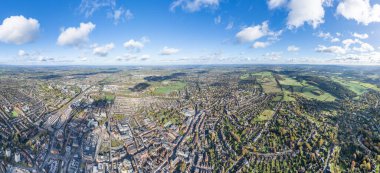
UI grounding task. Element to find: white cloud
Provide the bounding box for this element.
[125,10,134,20]
[252,42,270,48]
[225,21,234,30]
[331,38,340,42]
[79,0,116,17]
[342,38,358,48]
[170,0,220,12]
[214,15,221,24]
[37,56,55,62]
[287,45,300,52]
[0,16,40,45]
[263,52,282,60]
[160,46,180,55]
[140,36,150,43]
[236,21,277,43]
[352,32,369,39]
[16,50,61,63]
[317,31,341,42]
[268,0,287,9]
[342,38,374,52]
[108,8,134,25]
[329,51,380,64]
[18,50,28,57]
[92,43,115,57]
[315,45,346,54]
[337,0,380,25]
[123,39,144,50]
[352,42,374,52]
[116,53,138,61]
[57,22,95,47]
[140,54,150,61]
[318,32,332,39]
[287,0,327,28]
[116,53,150,61]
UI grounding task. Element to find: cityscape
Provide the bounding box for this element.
[0,65,379,172]
[1,0,380,173]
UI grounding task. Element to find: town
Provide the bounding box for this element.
[0,65,379,173]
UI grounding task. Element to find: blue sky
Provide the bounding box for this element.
[0,0,380,65]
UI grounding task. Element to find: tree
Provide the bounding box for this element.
[350,160,356,171]
[180,162,187,172]
[318,138,324,147]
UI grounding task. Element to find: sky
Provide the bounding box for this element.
[0,0,380,65]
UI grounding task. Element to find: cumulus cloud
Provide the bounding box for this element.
[160,46,180,55]
[170,0,220,12]
[331,38,340,42]
[267,0,287,9]
[57,22,96,47]
[337,0,380,25]
[16,50,57,62]
[352,32,369,39]
[352,42,374,52]
[317,31,341,42]
[123,39,144,51]
[252,42,270,48]
[0,15,40,44]
[287,45,300,52]
[329,51,380,64]
[315,45,346,54]
[287,0,328,28]
[18,50,28,57]
[236,21,281,43]
[318,32,332,39]
[92,43,115,57]
[342,38,374,52]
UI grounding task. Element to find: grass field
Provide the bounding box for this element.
[253,109,275,121]
[153,81,186,95]
[279,75,335,101]
[279,77,302,86]
[105,93,116,101]
[282,91,296,101]
[11,111,19,118]
[252,71,272,77]
[332,77,380,95]
[240,73,250,79]
[254,72,281,93]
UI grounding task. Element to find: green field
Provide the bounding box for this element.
[153,81,186,95]
[253,109,275,121]
[280,76,335,102]
[252,71,272,77]
[11,111,19,118]
[279,77,302,86]
[240,73,250,79]
[332,77,380,95]
[282,91,296,101]
[254,72,281,93]
[105,93,116,101]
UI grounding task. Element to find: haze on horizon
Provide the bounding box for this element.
[0,0,380,65]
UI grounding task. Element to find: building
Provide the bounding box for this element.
[5,148,11,157]
[15,152,20,163]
